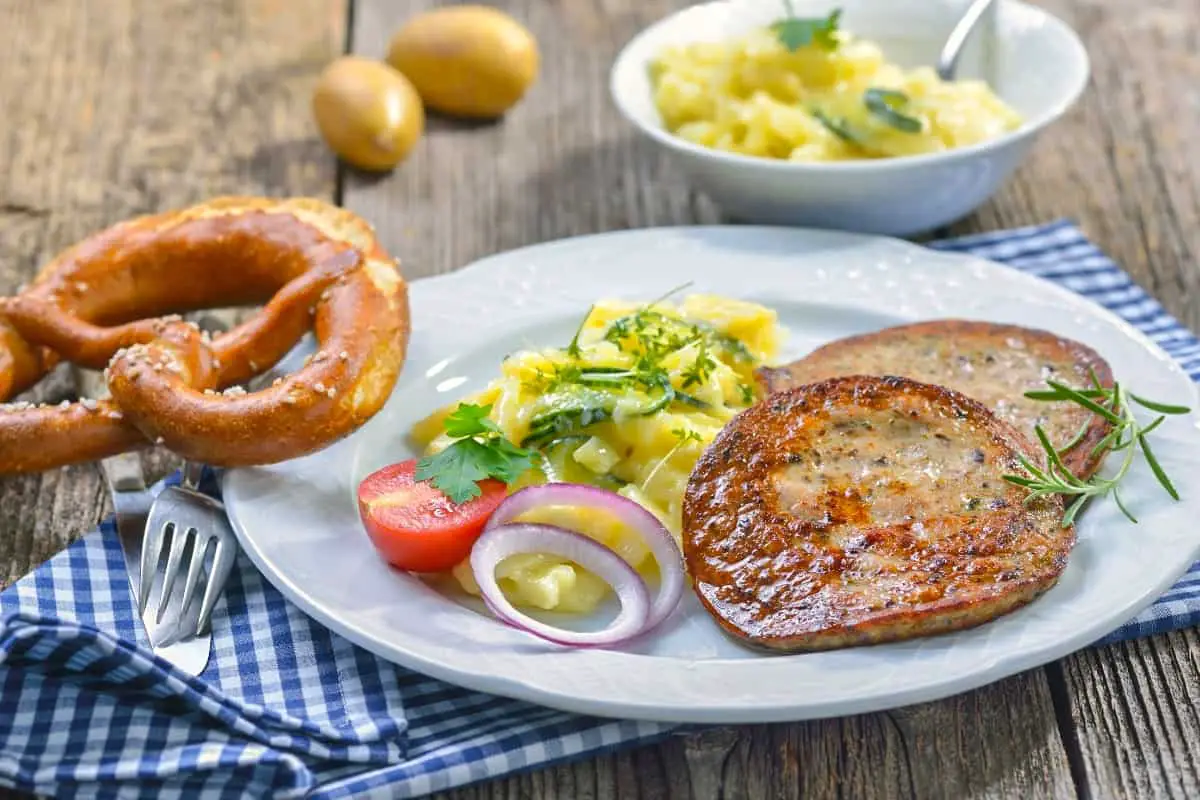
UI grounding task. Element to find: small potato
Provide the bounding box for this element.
[312,56,424,172]
[386,6,539,119]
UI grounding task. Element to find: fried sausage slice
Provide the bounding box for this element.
[756,320,1114,479]
[682,375,1072,652]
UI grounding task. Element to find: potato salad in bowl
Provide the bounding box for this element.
[405,294,782,615]
[648,11,1023,162]
[609,0,1089,233]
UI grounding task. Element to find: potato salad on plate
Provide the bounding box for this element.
[408,293,783,613]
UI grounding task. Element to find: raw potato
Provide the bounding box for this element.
[312,56,425,172]
[386,6,539,119]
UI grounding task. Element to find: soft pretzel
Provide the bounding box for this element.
[0,196,409,473]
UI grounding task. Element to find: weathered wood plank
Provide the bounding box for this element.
[434,674,1075,800]
[0,0,345,592]
[953,0,1200,327]
[967,1,1200,797]
[0,0,1195,797]
[0,0,339,793]
[1058,632,1200,799]
[344,0,711,280]
[345,2,1078,798]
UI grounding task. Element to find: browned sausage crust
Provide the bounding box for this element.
[682,375,1072,652]
[755,320,1114,479]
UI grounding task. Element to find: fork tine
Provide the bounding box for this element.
[138,520,170,616]
[197,534,237,635]
[156,526,195,623]
[176,535,213,629]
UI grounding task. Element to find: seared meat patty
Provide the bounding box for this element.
[682,375,1072,652]
[756,320,1114,479]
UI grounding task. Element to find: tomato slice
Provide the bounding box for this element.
[357,459,506,573]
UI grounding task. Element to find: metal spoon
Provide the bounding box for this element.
[936,0,998,81]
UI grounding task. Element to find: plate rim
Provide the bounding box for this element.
[224,224,1200,724]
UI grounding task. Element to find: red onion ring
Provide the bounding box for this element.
[469,523,651,647]
[485,483,685,632]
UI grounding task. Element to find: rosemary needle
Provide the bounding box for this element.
[1001,371,1190,527]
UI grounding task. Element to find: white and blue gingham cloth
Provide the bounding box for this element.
[2,221,1198,799]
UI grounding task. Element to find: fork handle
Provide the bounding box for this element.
[181,460,205,490]
[177,314,231,492]
[101,452,148,492]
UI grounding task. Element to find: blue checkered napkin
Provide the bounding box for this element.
[1,221,1198,799]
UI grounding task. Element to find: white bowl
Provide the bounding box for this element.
[610,0,1090,236]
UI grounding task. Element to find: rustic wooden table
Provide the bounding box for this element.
[1,0,1197,797]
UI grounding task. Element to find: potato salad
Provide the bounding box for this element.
[410,293,782,613]
[648,11,1023,162]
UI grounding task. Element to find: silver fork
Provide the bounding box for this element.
[135,312,299,646]
[136,312,241,646]
[73,366,212,673]
[137,460,239,644]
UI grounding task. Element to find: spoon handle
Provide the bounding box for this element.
[936,0,998,81]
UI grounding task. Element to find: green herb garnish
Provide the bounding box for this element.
[771,5,841,52]
[674,390,711,410]
[812,108,867,145]
[1001,373,1190,527]
[565,304,593,359]
[863,88,924,133]
[647,281,695,308]
[605,310,753,366]
[519,285,760,448]
[681,341,717,388]
[415,403,536,503]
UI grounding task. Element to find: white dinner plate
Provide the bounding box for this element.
[223,227,1200,724]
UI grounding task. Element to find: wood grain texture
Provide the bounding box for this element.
[948,0,1200,328]
[981,2,1200,797]
[435,680,1075,800]
[1057,632,1200,800]
[344,0,718,280]
[0,0,1196,797]
[0,0,345,589]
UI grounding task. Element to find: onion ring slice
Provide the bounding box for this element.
[485,483,685,632]
[470,522,651,647]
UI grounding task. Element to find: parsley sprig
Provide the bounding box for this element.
[1002,372,1190,527]
[415,403,535,503]
[771,4,841,52]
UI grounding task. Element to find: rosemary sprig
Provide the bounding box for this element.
[1002,372,1190,527]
